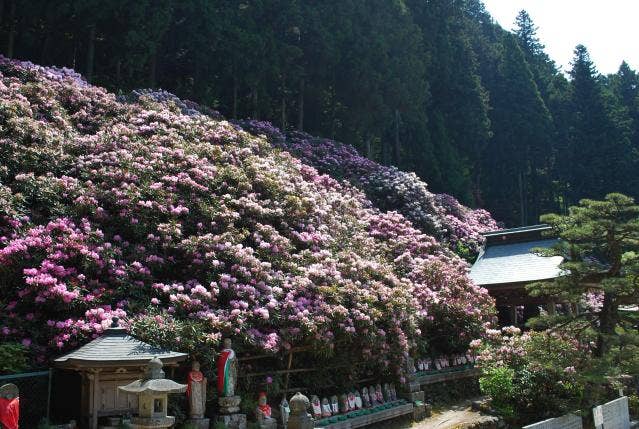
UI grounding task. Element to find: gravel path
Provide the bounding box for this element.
[411,399,498,429]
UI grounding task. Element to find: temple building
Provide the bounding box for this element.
[469,224,564,326]
[53,318,187,429]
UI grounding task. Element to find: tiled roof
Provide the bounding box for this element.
[54,324,187,368]
[481,224,552,238]
[469,238,564,286]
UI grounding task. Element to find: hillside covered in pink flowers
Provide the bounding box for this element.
[0,58,496,372]
[237,120,497,256]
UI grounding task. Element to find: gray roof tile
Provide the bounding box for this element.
[469,238,563,286]
[54,326,187,367]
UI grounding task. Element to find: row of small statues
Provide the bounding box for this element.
[256,383,399,427]
[308,383,398,419]
[415,353,476,373]
[188,339,407,428]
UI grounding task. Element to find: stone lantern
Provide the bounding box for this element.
[287,392,314,429]
[118,357,187,428]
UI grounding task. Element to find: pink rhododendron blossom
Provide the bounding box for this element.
[0,58,495,370]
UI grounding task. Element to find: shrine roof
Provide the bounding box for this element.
[54,319,187,368]
[469,238,564,286]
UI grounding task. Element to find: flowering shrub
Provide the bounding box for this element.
[0,57,494,374]
[236,121,498,255]
[0,343,28,374]
[473,327,591,423]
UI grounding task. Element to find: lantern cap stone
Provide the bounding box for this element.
[118,357,187,395]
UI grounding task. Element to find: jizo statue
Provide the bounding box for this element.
[186,360,206,419]
[217,338,237,397]
[321,398,332,417]
[256,391,277,427]
[0,384,19,429]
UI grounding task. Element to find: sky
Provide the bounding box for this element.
[481,0,639,75]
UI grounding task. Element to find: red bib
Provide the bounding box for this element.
[0,397,19,429]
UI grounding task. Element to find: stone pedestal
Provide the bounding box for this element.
[407,390,424,403]
[130,415,175,428]
[287,414,314,429]
[403,375,428,422]
[186,418,211,429]
[219,395,242,414]
[216,413,247,429]
[258,419,277,429]
[412,403,427,421]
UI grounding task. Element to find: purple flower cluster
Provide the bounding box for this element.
[236,121,497,254]
[0,58,494,369]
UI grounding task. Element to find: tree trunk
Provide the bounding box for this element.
[232,76,238,119]
[394,109,401,166]
[281,74,286,130]
[116,60,121,84]
[86,25,96,83]
[149,51,157,88]
[298,77,304,131]
[382,139,390,166]
[252,86,259,119]
[474,166,484,207]
[6,0,16,58]
[595,293,617,357]
[519,171,526,226]
[529,165,539,225]
[365,135,372,159]
[40,32,51,64]
[72,41,77,69]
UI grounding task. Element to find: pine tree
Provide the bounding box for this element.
[530,194,639,357]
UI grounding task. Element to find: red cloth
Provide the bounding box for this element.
[258,403,272,418]
[217,349,232,394]
[0,397,19,429]
[186,371,204,398]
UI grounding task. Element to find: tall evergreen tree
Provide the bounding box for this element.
[513,10,557,100]
[409,0,491,203]
[565,45,633,203]
[610,61,639,153]
[483,33,553,225]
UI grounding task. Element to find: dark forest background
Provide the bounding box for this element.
[1,0,638,226]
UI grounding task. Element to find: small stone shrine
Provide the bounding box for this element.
[54,317,187,429]
[118,357,187,428]
[0,383,19,429]
[215,338,246,429]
